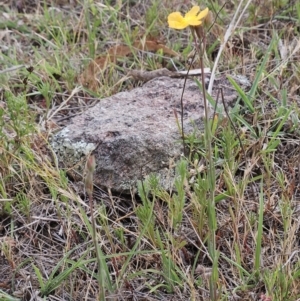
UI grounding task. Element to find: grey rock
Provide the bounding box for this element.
[51,76,239,193]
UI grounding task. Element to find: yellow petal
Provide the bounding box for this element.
[196,7,209,21]
[185,6,209,26]
[184,6,200,19]
[168,12,189,29]
[186,16,202,26]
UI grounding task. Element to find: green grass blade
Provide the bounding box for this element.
[227,75,254,113]
[254,179,264,271]
[249,37,277,100]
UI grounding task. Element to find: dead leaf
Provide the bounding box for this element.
[79,40,180,91]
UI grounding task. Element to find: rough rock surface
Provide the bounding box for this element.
[51,76,239,193]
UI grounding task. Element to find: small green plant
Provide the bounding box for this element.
[15,192,31,220]
[2,91,34,146]
[156,229,183,293]
[136,177,157,245]
[32,248,92,297]
[170,159,187,229]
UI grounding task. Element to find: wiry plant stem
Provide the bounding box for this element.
[192,25,218,300]
[85,153,106,301]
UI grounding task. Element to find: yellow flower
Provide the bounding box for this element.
[168,6,209,30]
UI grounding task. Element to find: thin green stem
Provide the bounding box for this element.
[191,25,218,301]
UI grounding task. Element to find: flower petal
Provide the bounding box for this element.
[184,6,200,19]
[196,7,209,21]
[186,16,202,26]
[168,12,189,29]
